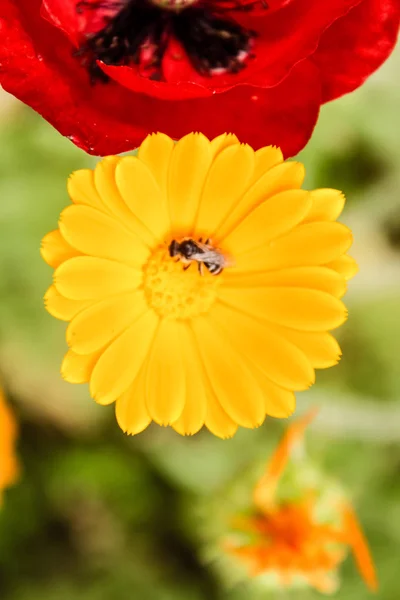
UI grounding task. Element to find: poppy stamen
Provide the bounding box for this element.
[75,0,257,82]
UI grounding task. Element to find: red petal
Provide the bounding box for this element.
[313,0,400,102]
[189,0,363,91]
[0,0,318,156]
[165,60,321,157]
[104,0,364,96]
[99,37,214,100]
[41,0,126,41]
[210,0,294,11]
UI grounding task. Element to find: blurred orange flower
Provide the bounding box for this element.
[0,388,19,503]
[223,410,377,594]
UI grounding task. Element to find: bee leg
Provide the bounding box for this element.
[198,263,204,276]
[205,238,211,244]
[183,263,192,271]
[199,237,203,242]
[174,257,180,263]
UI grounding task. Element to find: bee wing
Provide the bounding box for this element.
[193,250,222,263]
[193,242,234,267]
[223,254,235,268]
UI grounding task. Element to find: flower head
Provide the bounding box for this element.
[222,410,378,593]
[1,0,398,155]
[0,388,19,504]
[42,132,356,438]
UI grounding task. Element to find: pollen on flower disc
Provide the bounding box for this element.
[143,245,220,319]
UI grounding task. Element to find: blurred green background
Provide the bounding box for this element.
[1,46,400,600]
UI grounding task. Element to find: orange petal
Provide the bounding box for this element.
[254,408,318,512]
[0,390,19,490]
[342,502,378,591]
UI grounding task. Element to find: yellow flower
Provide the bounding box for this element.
[0,388,19,503]
[223,410,377,594]
[41,133,357,438]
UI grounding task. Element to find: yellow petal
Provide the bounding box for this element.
[145,319,186,426]
[210,133,240,158]
[195,143,254,238]
[171,325,207,436]
[67,169,105,211]
[209,303,315,391]
[205,390,238,439]
[326,254,359,280]
[61,349,101,383]
[251,146,284,184]
[192,316,265,428]
[67,291,148,354]
[94,156,154,247]
[219,286,347,331]
[216,161,305,241]
[54,257,142,300]
[303,189,345,223]
[234,222,353,273]
[90,309,158,406]
[116,156,169,242]
[41,230,81,268]
[224,266,347,299]
[59,204,150,267]
[223,190,312,256]
[264,324,342,369]
[115,361,151,435]
[44,285,89,321]
[138,132,175,193]
[167,132,212,235]
[250,368,296,418]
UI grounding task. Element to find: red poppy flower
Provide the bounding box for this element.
[0,0,398,156]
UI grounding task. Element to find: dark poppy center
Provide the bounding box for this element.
[75,0,260,83]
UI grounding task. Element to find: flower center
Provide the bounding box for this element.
[143,245,221,319]
[149,0,199,9]
[75,0,259,82]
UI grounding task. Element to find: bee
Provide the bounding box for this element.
[169,237,228,275]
